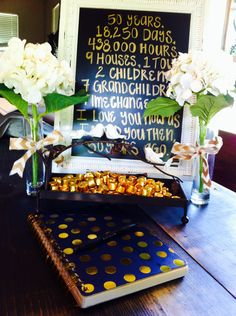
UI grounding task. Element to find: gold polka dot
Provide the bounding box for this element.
[106,221,116,227]
[135,231,144,237]
[72,239,82,246]
[63,248,74,255]
[104,281,116,290]
[87,234,97,240]
[44,228,52,233]
[79,255,91,262]
[107,240,117,247]
[58,233,69,239]
[64,217,74,222]
[122,234,131,241]
[101,254,112,261]
[173,259,185,266]
[86,266,98,275]
[122,246,134,253]
[169,248,175,253]
[137,241,148,248]
[160,265,172,272]
[153,240,163,247]
[50,214,59,218]
[139,253,151,260]
[120,257,132,265]
[87,217,96,222]
[104,216,113,220]
[79,221,87,227]
[156,251,167,258]
[83,283,94,293]
[58,224,68,229]
[71,228,81,234]
[139,266,151,274]
[91,226,100,232]
[105,265,117,274]
[124,274,136,282]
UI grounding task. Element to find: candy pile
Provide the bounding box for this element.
[49,172,180,198]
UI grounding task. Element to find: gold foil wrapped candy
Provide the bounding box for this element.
[49,171,180,199]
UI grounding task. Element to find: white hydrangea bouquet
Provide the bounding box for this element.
[0,37,88,194]
[144,50,235,203]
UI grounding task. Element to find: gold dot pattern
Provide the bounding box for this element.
[122,234,131,241]
[104,281,116,290]
[105,266,117,274]
[124,274,136,282]
[79,221,87,227]
[153,240,163,247]
[100,254,112,261]
[173,259,185,266]
[156,251,168,258]
[72,239,82,246]
[104,216,112,220]
[137,241,148,248]
[58,224,68,229]
[63,248,73,255]
[139,266,151,274]
[91,226,100,232]
[160,265,172,272]
[71,228,81,234]
[87,234,97,240]
[83,284,94,293]
[86,267,98,275]
[64,217,74,222]
[120,258,132,265]
[139,253,151,260]
[58,233,69,239]
[41,209,186,296]
[87,217,96,222]
[107,240,117,247]
[135,231,144,237]
[122,246,134,253]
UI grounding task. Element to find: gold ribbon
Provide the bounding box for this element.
[9,130,64,177]
[166,137,223,188]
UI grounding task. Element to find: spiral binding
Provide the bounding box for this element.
[28,213,88,304]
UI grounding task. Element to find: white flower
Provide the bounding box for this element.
[165,50,236,106]
[0,37,74,104]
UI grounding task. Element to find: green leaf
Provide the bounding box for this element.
[143,97,182,117]
[0,84,28,118]
[43,91,89,114]
[190,94,233,125]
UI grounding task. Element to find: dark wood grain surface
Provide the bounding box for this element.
[0,137,236,316]
[143,183,236,299]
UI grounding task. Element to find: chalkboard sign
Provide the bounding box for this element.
[55,0,205,177]
[72,8,190,161]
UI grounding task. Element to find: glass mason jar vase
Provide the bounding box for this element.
[23,115,45,196]
[190,120,210,205]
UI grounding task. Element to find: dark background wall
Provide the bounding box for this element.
[0,0,59,43]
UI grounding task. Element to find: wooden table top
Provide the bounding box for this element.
[0,137,236,316]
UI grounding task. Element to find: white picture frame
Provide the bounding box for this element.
[54,0,206,178]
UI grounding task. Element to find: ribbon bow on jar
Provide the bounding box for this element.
[9,130,64,177]
[166,137,223,188]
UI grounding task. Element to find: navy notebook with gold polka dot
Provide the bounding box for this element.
[28,205,188,308]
